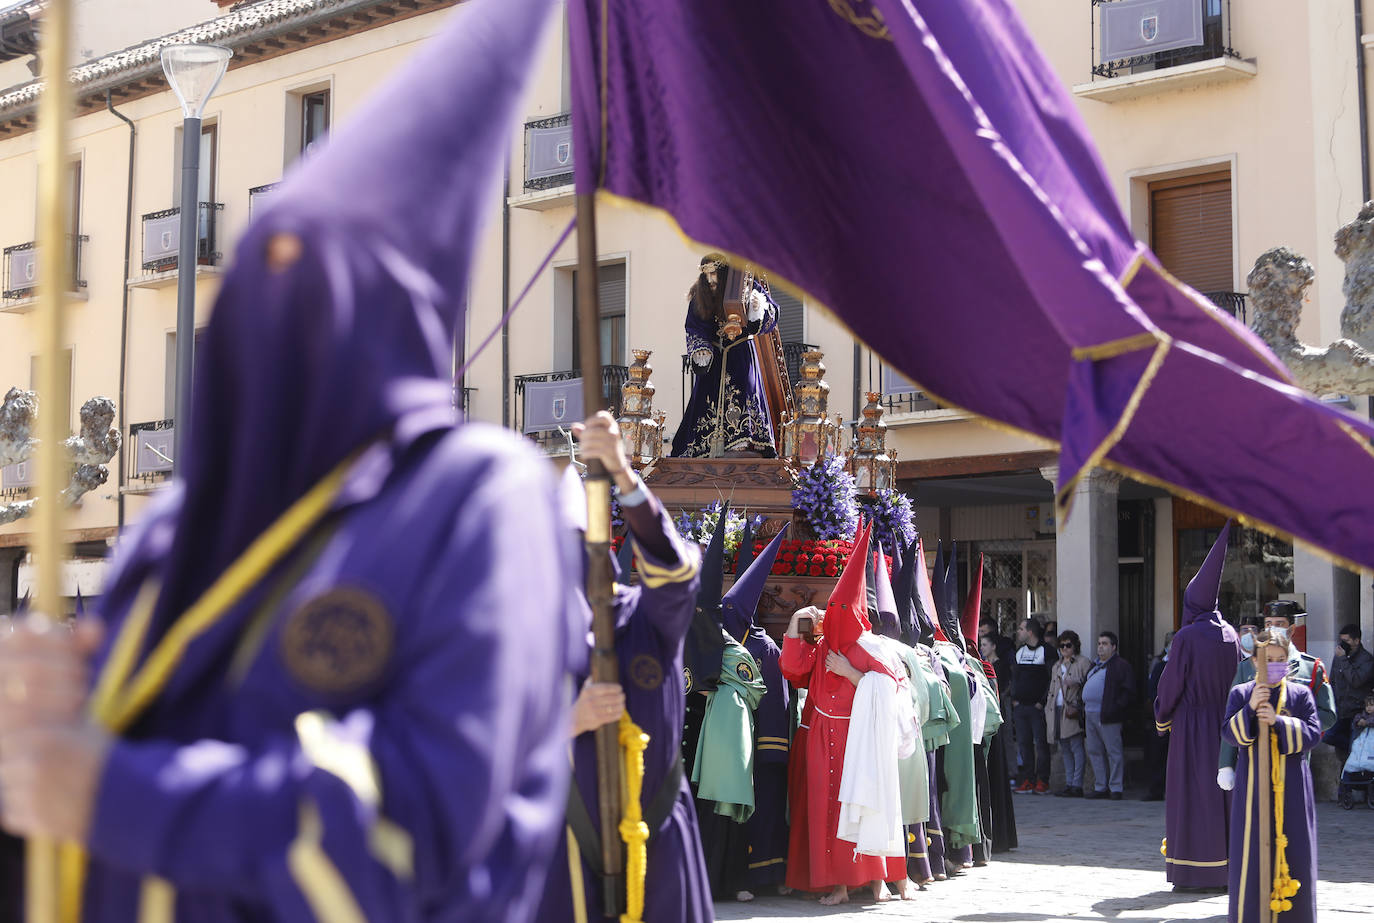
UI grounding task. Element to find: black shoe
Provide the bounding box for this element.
[1070,786,1084,797]
[1085,789,1110,800]
[1142,793,1164,802]
[1053,788,1072,797]
[1109,792,1123,800]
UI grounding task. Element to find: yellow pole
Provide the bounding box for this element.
[29,0,74,921]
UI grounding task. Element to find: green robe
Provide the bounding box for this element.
[934,641,981,849]
[972,666,1004,745]
[892,642,941,824]
[692,639,767,821]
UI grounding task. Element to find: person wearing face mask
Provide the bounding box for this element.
[1221,630,1322,923]
[1217,602,1338,791]
[1151,525,1242,891]
[1328,623,1374,759]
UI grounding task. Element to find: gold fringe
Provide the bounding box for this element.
[1071,331,1160,362]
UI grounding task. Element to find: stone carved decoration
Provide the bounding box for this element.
[1248,203,1374,395]
[0,388,121,525]
[758,578,820,618]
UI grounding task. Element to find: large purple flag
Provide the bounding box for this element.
[568,0,1374,569]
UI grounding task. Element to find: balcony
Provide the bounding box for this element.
[1076,0,1254,102]
[515,365,628,453]
[249,183,280,221]
[679,341,817,416]
[2,235,90,312]
[1204,290,1246,325]
[130,203,224,289]
[126,420,174,490]
[513,113,574,211]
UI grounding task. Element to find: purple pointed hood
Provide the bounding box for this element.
[721,524,788,642]
[1183,520,1231,626]
[684,504,730,688]
[893,535,918,643]
[735,516,755,575]
[873,541,900,639]
[101,0,557,637]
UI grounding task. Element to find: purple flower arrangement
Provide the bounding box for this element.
[869,487,916,553]
[791,454,859,541]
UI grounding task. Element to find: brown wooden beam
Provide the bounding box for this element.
[896,449,1057,481]
[0,526,116,549]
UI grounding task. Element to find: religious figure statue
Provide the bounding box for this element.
[671,253,780,457]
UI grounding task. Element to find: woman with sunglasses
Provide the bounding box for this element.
[1047,630,1091,797]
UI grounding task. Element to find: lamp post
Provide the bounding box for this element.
[161,43,230,474]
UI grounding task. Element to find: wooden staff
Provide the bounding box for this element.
[574,192,623,918]
[1253,637,1274,923]
[28,1,75,921]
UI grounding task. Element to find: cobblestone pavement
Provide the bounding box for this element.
[714,790,1374,922]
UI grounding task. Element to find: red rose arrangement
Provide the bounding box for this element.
[766,539,892,579]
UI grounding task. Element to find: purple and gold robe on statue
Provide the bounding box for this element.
[538,493,713,923]
[1221,681,1321,923]
[1155,523,1243,888]
[670,286,778,457]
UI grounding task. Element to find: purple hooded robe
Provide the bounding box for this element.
[75,1,579,920]
[1153,523,1244,888]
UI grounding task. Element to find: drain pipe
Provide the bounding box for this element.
[106,90,135,529]
[501,160,512,428]
[1358,0,1371,202]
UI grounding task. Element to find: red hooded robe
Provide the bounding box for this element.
[781,523,906,891]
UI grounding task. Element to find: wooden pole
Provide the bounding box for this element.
[574,191,623,918]
[29,1,74,921]
[1253,640,1274,923]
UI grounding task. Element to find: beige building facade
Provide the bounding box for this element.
[0,0,1368,676]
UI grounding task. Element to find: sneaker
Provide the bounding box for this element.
[1084,789,1110,800]
[1014,780,1034,794]
[1034,781,1050,795]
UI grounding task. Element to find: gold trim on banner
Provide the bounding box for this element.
[1055,336,1172,520]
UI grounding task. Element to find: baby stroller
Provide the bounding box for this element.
[1338,770,1374,810]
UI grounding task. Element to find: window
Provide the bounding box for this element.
[571,261,627,369]
[286,85,332,164]
[165,329,207,418]
[1149,170,1232,293]
[30,349,72,433]
[301,90,330,154]
[173,122,218,206]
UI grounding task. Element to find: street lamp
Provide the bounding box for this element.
[161,42,231,475]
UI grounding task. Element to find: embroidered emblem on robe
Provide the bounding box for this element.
[630,654,664,690]
[281,587,394,695]
[683,665,694,694]
[735,659,756,683]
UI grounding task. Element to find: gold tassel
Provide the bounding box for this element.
[618,712,650,923]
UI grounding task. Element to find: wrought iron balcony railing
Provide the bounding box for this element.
[2,235,89,302]
[249,183,280,221]
[1091,0,1239,80]
[140,202,224,273]
[523,113,574,192]
[514,365,629,449]
[1204,290,1246,325]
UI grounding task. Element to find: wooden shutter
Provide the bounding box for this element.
[772,286,805,344]
[1149,171,1233,293]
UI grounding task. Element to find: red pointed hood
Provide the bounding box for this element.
[824,521,872,652]
[960,552,983,647]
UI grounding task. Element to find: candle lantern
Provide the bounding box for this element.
[781,349,842,469]
[847,391,897,494]
[617,348,664,469]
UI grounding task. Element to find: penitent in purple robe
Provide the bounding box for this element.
[670,283,778,457]
[78,1,578,920]
[538,493,713,923]
[1154,523,1244,888]
[1221,680,1321,923]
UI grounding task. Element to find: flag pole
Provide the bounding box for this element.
[29,0,75,920]
[574,191,624,918]
[1253,638,1274,923]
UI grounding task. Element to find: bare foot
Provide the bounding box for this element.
[819,886,849,906]
[735,890,755,903]
[933,872,947,882]
[870,880,892,903]
[894,878,919,900]
[777,885,792,896]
